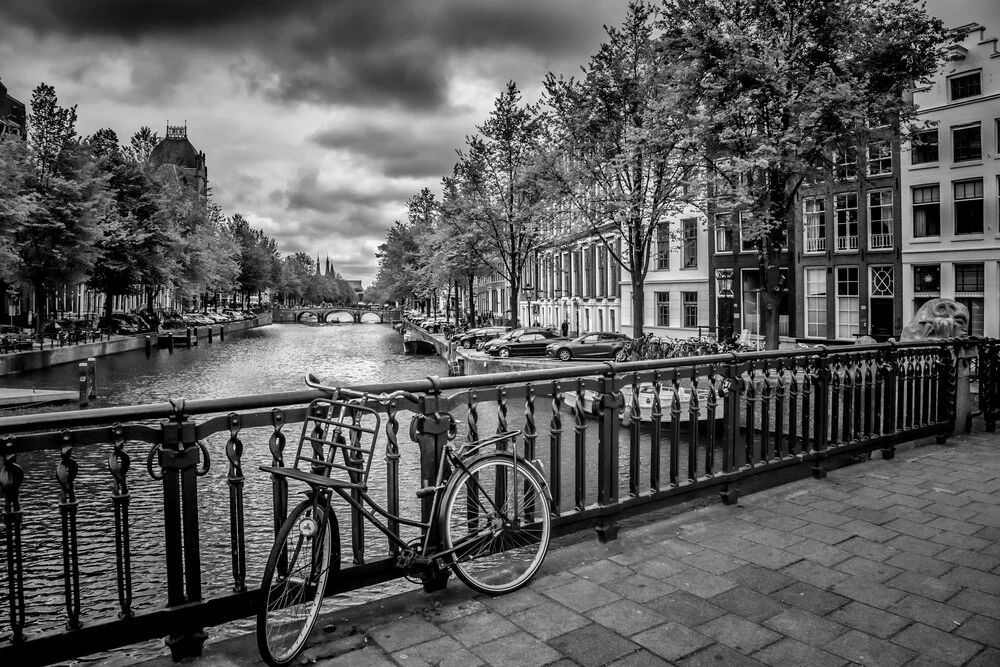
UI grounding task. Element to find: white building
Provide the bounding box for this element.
[901,23,1000,337]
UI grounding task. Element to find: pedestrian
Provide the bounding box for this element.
[561,319,569,337]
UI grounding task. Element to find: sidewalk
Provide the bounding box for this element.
[137,432,999,667]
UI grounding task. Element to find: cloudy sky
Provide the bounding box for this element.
[1,0,996,287]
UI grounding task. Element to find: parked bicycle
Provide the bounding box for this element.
[256,374,553,666]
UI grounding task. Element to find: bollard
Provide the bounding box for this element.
[208,327,213,343]
[219,326,224,342]
[78,363,89,408]
[87,358,97,398]
[145,335,152,357]
[168,334,175,352]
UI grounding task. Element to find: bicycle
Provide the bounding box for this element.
[256,374,553,666]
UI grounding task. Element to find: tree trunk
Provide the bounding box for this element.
[467,274,476,327]
[103,290,114,318]
[631,275,645,338]
[508,286,520,329]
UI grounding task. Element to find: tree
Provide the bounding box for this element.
[374,220,421,307]
[659,0,951,348]
[456,81,551,327]
[125,126,160,165]
[439,170,493,326]
[0,135,36,284]
[544,1,698,336]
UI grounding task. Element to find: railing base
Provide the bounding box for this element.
[810,463,827,479]
[719,484,740,506]
[421,569,450,593]
[594,517,619,543]
[165,629,207,662]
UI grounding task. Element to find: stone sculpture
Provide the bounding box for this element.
[899,298,969,341]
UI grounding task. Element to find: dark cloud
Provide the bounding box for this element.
[278,168,409,235]
[309,121,464,179]
[0,0,625,110]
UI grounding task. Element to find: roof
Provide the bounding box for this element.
[149,136,202,170]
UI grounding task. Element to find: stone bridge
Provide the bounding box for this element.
[272,306,402,324]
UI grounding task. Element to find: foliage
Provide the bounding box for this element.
[544,1,699,336]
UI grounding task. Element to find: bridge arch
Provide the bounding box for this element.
[358,311,384,324]
[295,310,320,323]
[323,310,354,323]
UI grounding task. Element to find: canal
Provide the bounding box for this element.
[0,322,449,662]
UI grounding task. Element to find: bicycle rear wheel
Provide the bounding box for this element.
[257,497,338,667]
[442,455,551,595]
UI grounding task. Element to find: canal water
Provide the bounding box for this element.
[0,322,448,663]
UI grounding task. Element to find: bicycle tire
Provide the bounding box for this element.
[442,455,551,595]
[257,497,338,667]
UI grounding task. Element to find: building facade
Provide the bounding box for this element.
[0,76,26,138]
[901,23,1000,338]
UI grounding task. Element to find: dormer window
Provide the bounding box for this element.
[949,71,981,101]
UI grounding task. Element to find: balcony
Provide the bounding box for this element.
[836,235,858,251]
[869,233,893,250]
[804,237,826,253]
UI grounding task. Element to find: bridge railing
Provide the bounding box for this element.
[0,338,994,666]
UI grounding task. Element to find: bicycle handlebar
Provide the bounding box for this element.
[304,373,420,404]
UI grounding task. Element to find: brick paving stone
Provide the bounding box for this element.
[835,555,906,582]
[837,519,900,543]
[936,546,1000,572]
[507,601,591,641]
[799,508,854,527]
[954,614,1000,649]
[369,617,445,652]
[479,590,544,616]
[884,551,955,577]
[653,538,704,560]
[548,623,640,667]
[826,601,912,639]
[676,643,764,666]
[926,504,979,522]
[780,559,851,589]
[829,576,908,610]
[792,523,855,546]
[930,530,992,551]
[882,504,940,525]
[783,538,852,567]
[531,569,577,591]
[948,588,1000,620]
[762,608,847,646]
[853,484,893,499]
[885,571,963,602]
[838,536,902,561]
[695,613,782,654]
[646,590,727,626]
[316,644,397,667]
[891,623,982,666]
[823,629,915,667]
[604,573,677,603]
[437,610,520,648]
[884,518,942,540]
[726,564,796,595]
[843,506,897,526]
[605,649,673,666]
[885,534,948,557]
[390,636,483,667]
[632,621,714,662]
[751,513,809,532]
[664,568,737,599]
[941,565,1000,595]
[471,630,562,667]
[772,582,849,615]
[926,515,985,536]
[629,555,690,580]
[902,654,956,667]
[544,577,621,612]
[586,599,668,637]
[883,493,935,510]
[679,550,748,575]
[742,526,807,550]
[886,594,972,631]
[750,637,848,667]
[423,599,488,623]
[573,559,635,584]
[690,534,757,554]
[730,544,803,570]
[709,586,785,624]
[966,648,1000,667]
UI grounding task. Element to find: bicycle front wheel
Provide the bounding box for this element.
[257,498,337,667]
[442,455,551,595]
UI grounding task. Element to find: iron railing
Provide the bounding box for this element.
[0,339,995,666]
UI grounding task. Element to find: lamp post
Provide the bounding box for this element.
[716,269,734,342]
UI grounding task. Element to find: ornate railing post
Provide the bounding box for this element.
[156,398,209,660]
[410,376,451,592]
[225,413,247,592]
[595,364,620,542]
[981,339,998,432]
[108,424,134,620]
[719,354,741,504]
[1,435,25,645]
[954,339,975,434]
[57,430,82,630]
[936,342,958,443]
[811,347,830,478]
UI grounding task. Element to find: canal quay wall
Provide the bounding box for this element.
[0,311,272,377]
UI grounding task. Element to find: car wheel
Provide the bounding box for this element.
[498,347,510,358]
[558,348,572,362]
[462,339,474,349]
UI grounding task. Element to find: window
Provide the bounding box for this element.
[955,264,985,336]
[954,179,984,235]
[714,212,734,253]
[682,292,698,327]
[836,267,859,339]
[867,140,892,176]
[682,218,698,268]
[834,146,857,180]
[912,185,940,237]
[913,265,940,293]
[656,292,670,326]
[870,266,894,298]
[911,130,938,165]
[950,71,982,101]
[835,193,858,251]
[868,190,893,250]
[803,197,826,253]
[656,223,670,270]
[804,267,827,338]
[953,125,982,162]
[739,212,756,252]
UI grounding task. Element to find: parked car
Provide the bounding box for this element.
[0,324,33,351]
[98,316,141,335]
[67,317,100,340]
[546,332,631,362]
[483,328,567,358]
[455,326,511,349]
[40,320,68,341]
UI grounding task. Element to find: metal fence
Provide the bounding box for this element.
[0,338,995,666]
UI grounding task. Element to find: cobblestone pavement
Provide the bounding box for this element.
[136,432,1000,667]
